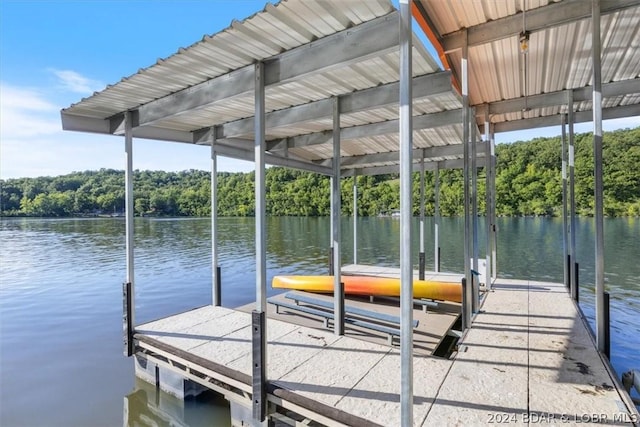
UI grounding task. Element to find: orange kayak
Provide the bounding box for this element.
[272,275,461,303]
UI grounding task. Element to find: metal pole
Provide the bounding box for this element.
[332,96,344,336]
[399,2,414,425]
[419,151,426,280]
[561,114,569,289]
[255,62,267,313]
[253,61,267,422]
[123,111,135,357]
[484,109,492,287]
[353,169,358,265]
[329,178,334,275]
[592,0,606,353]
[125,111,134,324]
[471,108,479,312]
[434,163,440,273]
[568,91,578,301]
[604,291,610,359]
[490,127,497,280]
[211,127,221,306]
[462,29,472,329]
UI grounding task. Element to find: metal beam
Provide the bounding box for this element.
[484,78,640,116]
[342,157,486,177]
[344,109,462,141]
[490,127,497,280]
[488,104,640,133]
[592,0,606,354]
[399,1,414,424]
[568,91,578,301]
[211,128,220,307]
[252,61,267,422]
[137,12,400,127]
[124,111,135,332]
[255,62,267,314]
[441,0,639,51]
[61,112,111,134]
[322,142,485,168]
[281,109,463,154]
[483,109,492,286]
[332,97,344,337]
[462,30,472,331]
[223,71,453,142]
[471,108,479,314]
[209,143,332,176]
[62,78,640,147]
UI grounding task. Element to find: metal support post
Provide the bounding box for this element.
[575,262,580,304]
[561,115,569,289]
[253,62,267,422]
[462,29,472,329]
[604,292,610,359]
[399,2,414,425]
[353,169,358,265]
[434,163,440,272]
[484,110,492,287]
[330,175,334,275]
[592,0,606,353]
[568,91,578,301]
[332,96,344,336]
[471,109,479,312]
[123,110,135,357]
[252,310,266,421]
[419,152,426,280]
[490,128,497,280]
[211,127,221,306]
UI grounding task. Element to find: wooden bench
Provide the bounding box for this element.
[286,292,419,328]
[268,292,418,346]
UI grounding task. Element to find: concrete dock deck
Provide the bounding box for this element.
[134,278,638,426]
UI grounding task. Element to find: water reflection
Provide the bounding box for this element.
[1,216,638,425]
[124,378,230,427]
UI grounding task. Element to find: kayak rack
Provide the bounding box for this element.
[268,292,418,346]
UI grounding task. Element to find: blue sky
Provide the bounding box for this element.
[1,1,637,179]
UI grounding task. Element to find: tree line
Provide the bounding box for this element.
[1,127,638,218]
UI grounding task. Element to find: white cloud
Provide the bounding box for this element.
[0,82,254,179]
[50,69,104,95]
[0,84,57,112]
[0,83,61,138]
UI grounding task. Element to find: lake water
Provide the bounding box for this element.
[1,216,638,426]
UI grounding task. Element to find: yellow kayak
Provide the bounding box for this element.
[272,275,461,303]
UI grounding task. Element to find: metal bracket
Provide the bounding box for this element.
[123,281,134,357]
[252,310,266,421]
[328,246,334,275]
[214,266,222,307]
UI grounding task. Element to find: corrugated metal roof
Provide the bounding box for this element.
[67,0,395,117]
[416,0,640,131]
[62,0,472,175]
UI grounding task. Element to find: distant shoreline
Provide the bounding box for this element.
[2,127,639,218]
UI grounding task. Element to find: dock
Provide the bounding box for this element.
[59,0,640,424]
[133,276,638,426]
